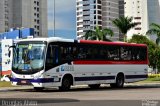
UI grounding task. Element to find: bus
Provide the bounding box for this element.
[10,37,148,91]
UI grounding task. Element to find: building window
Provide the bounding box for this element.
[98,0,101,4]
[37,26,39,30]
[98,10,101,14]
[134,17,141,19]
[98,5,101,9]
[37,20,40,24]
[37,2,39,6]
[94,5,96,9]
[37,14,39,17]
[37,8,39,12]
[135,27,141,30]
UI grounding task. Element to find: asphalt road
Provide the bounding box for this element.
[0,83,160,106]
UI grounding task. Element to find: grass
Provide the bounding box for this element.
[138,74,160,82]
[145,77,160,81]
[0,81,13,87]
[137,76,160,83]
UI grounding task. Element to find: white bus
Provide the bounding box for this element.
[10,37,148,91]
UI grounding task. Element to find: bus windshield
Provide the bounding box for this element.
[12,41,46,74]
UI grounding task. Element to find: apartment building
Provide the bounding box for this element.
[124,0,148,39]
[76,0,124,41]
[0,0,48,37]
[124,0,160,40]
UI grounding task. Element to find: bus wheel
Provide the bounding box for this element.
[34,87,44,91]
[59,77,71,91]
[88,84,100,89]
[110,74,124,88]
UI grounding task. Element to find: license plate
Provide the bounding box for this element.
[21,80,27,84]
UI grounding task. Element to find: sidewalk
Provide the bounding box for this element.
[0,86,33,91]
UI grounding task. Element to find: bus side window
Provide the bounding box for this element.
[60,46,75,64]
[107,47,120,61]
[120,47,132,60]
[135,48,146,61]
[77,47,85,59]
[45,45,59,70]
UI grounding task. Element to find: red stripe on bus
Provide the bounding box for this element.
[73,60,148,65]
[80,40,146,47]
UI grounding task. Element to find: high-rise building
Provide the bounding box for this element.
[124,0,148,39]
[76,0,124,41]
[0,0,48,37]
[147,0,160,41]
[124,0,160,40]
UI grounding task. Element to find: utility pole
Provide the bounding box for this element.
[54,0,55,37]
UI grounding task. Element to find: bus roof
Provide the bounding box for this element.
[16,37,75,43]
[16,37,147,47]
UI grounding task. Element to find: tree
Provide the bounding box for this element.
[128,34,160,72]
[83,26,114,41]
[146,23,160,45]
[112,16,138,42]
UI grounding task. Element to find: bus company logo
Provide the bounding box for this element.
[61,66,64,71]
[142,100,159,106]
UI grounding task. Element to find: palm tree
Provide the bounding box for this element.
[146,23,160,45]
[83,26,114,41]
[112,16,138,42]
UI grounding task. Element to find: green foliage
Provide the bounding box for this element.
[112,16,138,41]
[129,34,160,70]
[83,26,114,41]
[146,23,160,45]
[145,74,160,81]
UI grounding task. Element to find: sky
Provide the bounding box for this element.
[48,0,76,39]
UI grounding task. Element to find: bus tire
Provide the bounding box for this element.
[34,87,44,91]
[88,84,100,89]
[59,77,72,91]
[110,73,124,88]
